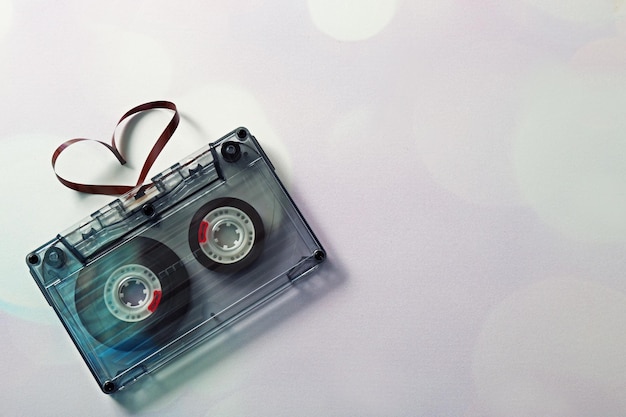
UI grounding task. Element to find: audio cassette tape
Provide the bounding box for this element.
[26,127,326,393]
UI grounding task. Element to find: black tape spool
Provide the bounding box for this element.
[189,197,265,273]
[75,237,190,351]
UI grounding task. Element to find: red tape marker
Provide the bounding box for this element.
[198,220,209,244]
[148,290,162,313]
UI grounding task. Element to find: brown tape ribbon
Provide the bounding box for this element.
[52,101,179,195]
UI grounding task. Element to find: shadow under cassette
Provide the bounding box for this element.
[26,127,326,394]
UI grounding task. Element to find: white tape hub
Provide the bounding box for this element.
[199,206,256,265]
[103,264,162,322]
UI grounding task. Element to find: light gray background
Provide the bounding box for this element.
[2,1,626,416]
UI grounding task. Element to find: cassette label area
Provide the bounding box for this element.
[26,128,326,393]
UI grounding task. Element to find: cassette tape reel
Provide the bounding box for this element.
[26,128,326,393]
[188,197,265,272]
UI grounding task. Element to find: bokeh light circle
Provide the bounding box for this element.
[473,278,626,416]
[307,0,397,41]
[514,69,626,242]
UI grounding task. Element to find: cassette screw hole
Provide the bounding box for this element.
[314,250,326,261]
[27,254,40,265]
[236,128,247,139]
[142,204,156,218]
[103,381,115,393]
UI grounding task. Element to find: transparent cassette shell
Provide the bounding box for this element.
[26,128,325,393]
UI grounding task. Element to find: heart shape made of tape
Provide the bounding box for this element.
[51,101,179,195]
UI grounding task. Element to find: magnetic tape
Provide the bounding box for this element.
[26,127,326,393]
